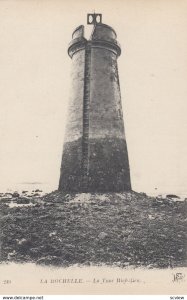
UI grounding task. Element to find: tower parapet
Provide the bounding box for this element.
[68,23,121,58]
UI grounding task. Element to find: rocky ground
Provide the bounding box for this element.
[0,190,187,268]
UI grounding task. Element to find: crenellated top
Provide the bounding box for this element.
[68,23,121,58]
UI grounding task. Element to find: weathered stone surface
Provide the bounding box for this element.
[59,137,131,192]
[88,138,131,192]
[63,50,85,144]
[59,138,82,192]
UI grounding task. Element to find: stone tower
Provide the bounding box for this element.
[59,14,131,192]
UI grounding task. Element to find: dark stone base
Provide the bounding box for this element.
[58,138,82,192]
[88,138,131,192]
[59,137,131,192]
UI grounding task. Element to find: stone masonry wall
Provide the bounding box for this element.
[64,49,85,143]
[88,46,131,191]
[59,49,85,191]
[89,47,125,140]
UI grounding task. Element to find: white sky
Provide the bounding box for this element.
[0,0,187,196]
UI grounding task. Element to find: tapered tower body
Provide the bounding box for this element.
[59,16,131,192]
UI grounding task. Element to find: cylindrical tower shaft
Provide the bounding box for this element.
[59,22,131,192]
